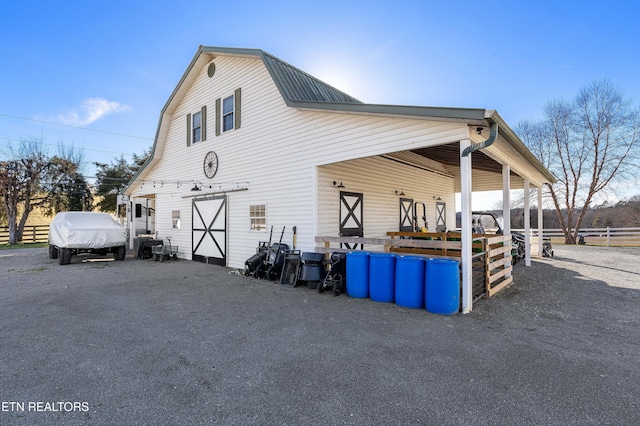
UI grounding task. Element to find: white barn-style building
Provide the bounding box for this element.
[124,46,555,313]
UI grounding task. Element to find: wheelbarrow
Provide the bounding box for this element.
[152,237,178,262]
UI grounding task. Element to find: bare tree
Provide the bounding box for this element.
[0,137,84,244]
[517,80,640,243]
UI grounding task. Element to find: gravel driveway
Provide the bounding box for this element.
[0,245,639,425]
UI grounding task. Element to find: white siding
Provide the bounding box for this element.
[318,157,456,240]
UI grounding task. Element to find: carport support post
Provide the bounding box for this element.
[502,165,511,275]
[537,187,543,257]
[502,165,510,234]
[460,139,473,313]
[524,180,531,266]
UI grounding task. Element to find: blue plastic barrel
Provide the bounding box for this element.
[369,253,395,303]
[346,252,370,298]
[425,259,460,315]
[394,256,425,308]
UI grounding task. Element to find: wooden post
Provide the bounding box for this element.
[484,237,491,297]
[442,232,447,257]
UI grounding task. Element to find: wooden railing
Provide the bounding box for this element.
[0,225,50,244]
[315,232,514,298]
[483,235,513,297]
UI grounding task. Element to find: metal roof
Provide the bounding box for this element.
[260,52,362,104]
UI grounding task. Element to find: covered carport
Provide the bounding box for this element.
[315,109,555,313]
[412,112,555,312]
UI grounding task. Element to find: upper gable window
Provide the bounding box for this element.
[186,106,207,147]
[192,111,202,143]
[222,95,234,132]
[215,88,241,136]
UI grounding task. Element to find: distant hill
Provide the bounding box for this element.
[456,197,640,229]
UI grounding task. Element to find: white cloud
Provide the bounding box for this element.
[50,98,132,126]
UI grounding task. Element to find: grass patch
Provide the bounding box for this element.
[0,242,48,250]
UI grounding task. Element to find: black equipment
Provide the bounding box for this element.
[318,252,346,296]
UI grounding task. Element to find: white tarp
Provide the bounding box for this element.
[48,212,127,249]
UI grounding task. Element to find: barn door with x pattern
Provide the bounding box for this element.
[436,201,446,232]
[399,198,414,232]
[192,195,227,266]
[339,191,363,249]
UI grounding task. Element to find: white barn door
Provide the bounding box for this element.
[192,196,227,266]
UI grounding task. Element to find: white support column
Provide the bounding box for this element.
[128,201,135,250]
[502,165,511,235]
[460,139,473,314]
[524,180,531,266]
[502,165,511,275]
[537,187,543,257]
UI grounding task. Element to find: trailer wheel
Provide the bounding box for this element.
[58,248,71,265]
[49,245,58,259]
[114,245,126,261]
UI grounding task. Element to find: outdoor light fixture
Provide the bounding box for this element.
[395,189,405,196]
[433,195,442,200]
[191,182,202,191]
[333,180,345,188]
[476,127,483,135]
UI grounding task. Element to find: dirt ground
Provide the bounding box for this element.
[0,245,638,425]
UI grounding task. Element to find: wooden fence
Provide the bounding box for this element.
[513,227,640,246]
[482,235,513,297]
[315,232,514,300]
[0,225,49,244]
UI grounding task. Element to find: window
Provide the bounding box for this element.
[250,205,266,231]
[172,210,181,229]
[192,111,202,143]
[215,88,241,136]
[222,95,234,132]
[186,106,206,146]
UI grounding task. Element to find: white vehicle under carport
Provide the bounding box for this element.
[48,212,127,265]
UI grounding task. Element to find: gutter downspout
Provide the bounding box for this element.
[462,121,499,157]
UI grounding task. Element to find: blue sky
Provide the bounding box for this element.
[1,0,639,207]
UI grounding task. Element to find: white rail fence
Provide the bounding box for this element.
[512,227,640,247]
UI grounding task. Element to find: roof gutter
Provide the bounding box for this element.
[461,120,498,157]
